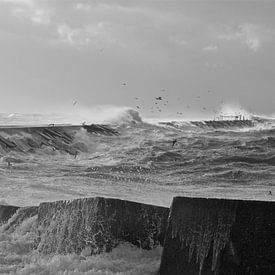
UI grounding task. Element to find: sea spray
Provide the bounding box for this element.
[0,106,142,126]
[218,102,252,120]
[0,199,165,275]
[0,213,162,274]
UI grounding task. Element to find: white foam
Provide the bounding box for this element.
[0,215,162,274]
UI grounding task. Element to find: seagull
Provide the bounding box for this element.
[156,96,162,100]
[172,139,177,148]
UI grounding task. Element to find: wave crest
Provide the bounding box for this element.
[104,108,143,125]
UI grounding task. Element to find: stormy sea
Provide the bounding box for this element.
[0,107,274,274]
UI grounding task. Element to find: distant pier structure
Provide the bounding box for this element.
[191,114,254,129]
[215,114,246,121]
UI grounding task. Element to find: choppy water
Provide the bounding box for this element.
[0,110,274,207]
[0,109,274,274]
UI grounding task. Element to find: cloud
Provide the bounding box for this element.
[55,3,183,49]
[75,3,91,11]
[203,45,218,52]
[13,6,50,24]
[56,22,117,47]
[239,24,261,52]
[0,0,32,4]
[0,0,51,25]
[57,24,91,46]
[4,0,271,57]
[219,23,263,52]
[0,0,204,52]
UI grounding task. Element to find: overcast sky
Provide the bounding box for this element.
[0,0,275,118]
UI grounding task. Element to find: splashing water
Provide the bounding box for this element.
[0,106,274,274]
[0,107,274,207]
[0,215,162,274]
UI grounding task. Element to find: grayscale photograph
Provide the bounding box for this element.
[0,0,274,274]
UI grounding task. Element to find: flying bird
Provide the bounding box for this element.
[73,101,77,106]
[156,96,162,100]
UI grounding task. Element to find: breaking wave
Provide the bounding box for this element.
[0,106,143,126]
[0,107,274,274]
[0,214,161,274]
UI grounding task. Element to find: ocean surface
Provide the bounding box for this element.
[0,109,274,274]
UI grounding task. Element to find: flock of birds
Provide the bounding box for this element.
[71,82,248,119]
[128,85,222,117]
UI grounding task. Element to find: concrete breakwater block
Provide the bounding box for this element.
[191,120,254,129]
[159,197,275,275]
[35,197,169,255]
[0,124,119,155]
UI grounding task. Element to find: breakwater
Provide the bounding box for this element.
[1,197,169,254]
[0,124,119,155]
[34,197,169,254]
[191,119,254,129]
[1,196,274,274]
[160,197,275,275]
